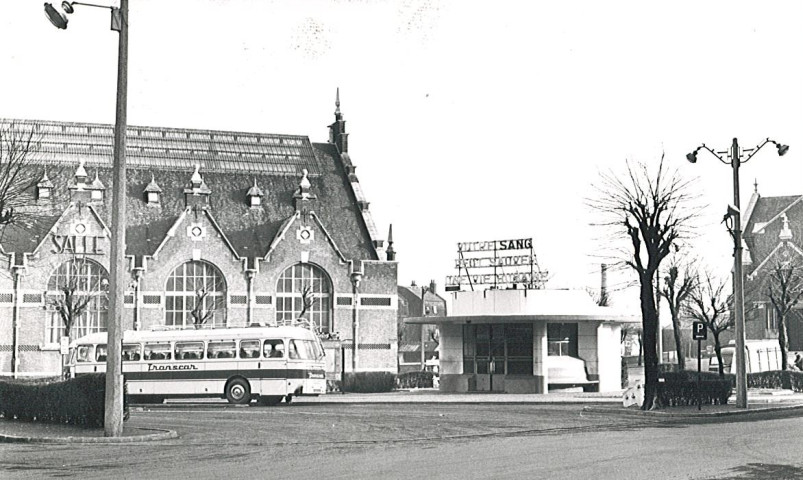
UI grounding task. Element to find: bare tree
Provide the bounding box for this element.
[0,123,43,226]
[659,258,697,371]
[190,277,225,329]
[766,261,803,371]
[686,273,732,376]
[589,156,699,409]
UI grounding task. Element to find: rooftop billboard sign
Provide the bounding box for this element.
[445,237,548,291]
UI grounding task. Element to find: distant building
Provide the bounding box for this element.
[0,94,399,378]
[397,280,446,373]
[742,184,803,348]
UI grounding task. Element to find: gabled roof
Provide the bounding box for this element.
[743,192,803,275]
[0,118,380,263]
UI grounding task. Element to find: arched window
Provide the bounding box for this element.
[46,258,109,343]
[165,261,226,328]
[276,263,332,333]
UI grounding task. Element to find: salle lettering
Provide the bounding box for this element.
[148,364,199,371]
[51,235,105,255]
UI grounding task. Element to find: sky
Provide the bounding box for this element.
[2,0,803,312]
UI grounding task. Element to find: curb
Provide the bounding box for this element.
[0,427,178,444]
[583,403,803,419]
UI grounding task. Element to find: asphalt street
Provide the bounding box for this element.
[2,402,803,479]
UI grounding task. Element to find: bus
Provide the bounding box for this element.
[67,325,326,405]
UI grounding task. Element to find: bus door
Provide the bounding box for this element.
[259,339,287,397]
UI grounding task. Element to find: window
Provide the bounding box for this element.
[263,339,285,358]
[46,258,109,344]
[144,343,172,361]
[239,339,261,359]
[766,304,779,331]
[95,344,107,362]
[288,339,324,360]
[547,323,578,357]
[275,264,332,333]
[122,344,141,362]
[165,261,227,328]
[462,324,533,375]
[175,341,205,360]
[76,345,94,363]
[207,341,236,359]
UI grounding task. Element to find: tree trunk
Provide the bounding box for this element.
[640,276,660,410]
[779,312,789,371]
[671,315,685,371]
[712,332,724,377]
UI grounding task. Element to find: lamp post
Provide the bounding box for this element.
[45,0,128,436]
[687,137,789,408]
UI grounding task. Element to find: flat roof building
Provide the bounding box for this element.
[406,288,638,393]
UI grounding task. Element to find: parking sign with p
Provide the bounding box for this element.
[692,321,707,340]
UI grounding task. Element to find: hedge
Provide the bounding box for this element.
[657,371,731,407]
[397,371,435,389]
[0,374,128,427]
[340,372,396,393]
[743,370,803,392]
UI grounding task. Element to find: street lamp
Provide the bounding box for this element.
[687,137,789,408]
[44,0,128,437]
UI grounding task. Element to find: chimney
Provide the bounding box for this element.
[429,280,436,294]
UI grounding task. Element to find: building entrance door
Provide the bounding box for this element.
[473,325,505,392]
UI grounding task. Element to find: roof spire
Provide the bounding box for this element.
[335,87,341,118]
[754,178,758,193]
[386,224,395,261]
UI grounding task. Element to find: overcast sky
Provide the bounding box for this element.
[2,0,802,309]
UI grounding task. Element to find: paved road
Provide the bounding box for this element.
[2,403,802,479]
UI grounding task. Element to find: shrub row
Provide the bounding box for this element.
[657,371,732,407]
[396,371,435,389]
[339,372,396,393]
[0,374,127,427]
[743,370,803,392]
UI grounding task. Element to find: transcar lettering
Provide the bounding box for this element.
[148,364,198,371]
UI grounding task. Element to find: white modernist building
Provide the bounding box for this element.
[406,289,638,393]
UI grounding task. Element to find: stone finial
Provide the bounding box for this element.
[74,159,88,180]
[190,163,203,187]
[780,213,793,242]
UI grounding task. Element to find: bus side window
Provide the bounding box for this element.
[95,344,107,362]
[263,339,284,358]
[76,345,93,363]
[175,341,204,360]
[208,341,236,359]
[122,344,141,362]
[239,340,260,359]
[144,343,171,361]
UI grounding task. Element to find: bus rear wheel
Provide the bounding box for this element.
[225,378,251,405]
[258,395,283,406]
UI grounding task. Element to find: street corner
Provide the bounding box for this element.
[0,426,178,444]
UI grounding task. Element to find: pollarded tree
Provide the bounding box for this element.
[766,261,803,371]
[659,257,697,371]
[590,155,699,409]
[685,272,732,376]
[190,277,226,329]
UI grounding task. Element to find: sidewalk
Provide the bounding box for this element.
[2,388,802,443]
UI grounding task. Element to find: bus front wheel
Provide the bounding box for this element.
[225,378,251,405]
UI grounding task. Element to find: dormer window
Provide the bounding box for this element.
[144,173,162,205]
[37,170,54,200]
[90,171,105,202]
[246,178,263,208]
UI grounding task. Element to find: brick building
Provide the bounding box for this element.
[0,97,398,377]
[397,280,446,373]
[742,184,803,348]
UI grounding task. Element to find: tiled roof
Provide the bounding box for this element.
[0,118,379,263]
[0,118,320,176]
[743,194,803,275]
